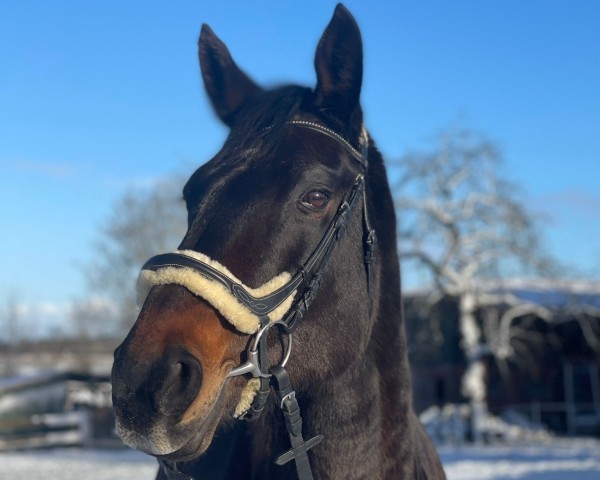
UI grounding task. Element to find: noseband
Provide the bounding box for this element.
[139,121,376,480]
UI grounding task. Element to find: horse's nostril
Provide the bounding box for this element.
[156,351,203,418]
[177,361,190,382]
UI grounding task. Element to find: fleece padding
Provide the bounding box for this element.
[233,378,261,418]
[137,249,297,334]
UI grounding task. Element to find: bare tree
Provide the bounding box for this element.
[82,175,187,336]
[70,297,119,339]
[67,298,119,371]
[393,127,557,442]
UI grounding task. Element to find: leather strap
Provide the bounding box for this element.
[271,365,323,480]
[281,174,365,333]
[142,253,304,317]
[288,120,368,169]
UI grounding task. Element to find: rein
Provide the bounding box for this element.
[141,121,376,480]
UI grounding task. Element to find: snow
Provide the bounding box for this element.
[0,448,158,480]
[420,404,555,445]
[440,439,600,480]
[418,404,600,478]
[1,439,599,479]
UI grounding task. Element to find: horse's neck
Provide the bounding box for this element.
[305,343,416,479]
[247,309,419,479]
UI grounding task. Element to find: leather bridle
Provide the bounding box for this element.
[140,120,376,480]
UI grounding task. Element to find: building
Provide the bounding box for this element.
[405,281,600,436]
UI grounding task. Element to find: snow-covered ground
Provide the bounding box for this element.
[1,438,599,479]
[0,448,157,480]
[440,438,600,480]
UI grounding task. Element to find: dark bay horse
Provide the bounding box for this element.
[111,4,446,479]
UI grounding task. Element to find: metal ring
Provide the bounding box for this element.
[281,333,292,368]
[250,320,293,369]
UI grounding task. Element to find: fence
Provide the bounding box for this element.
[503,401,600,436]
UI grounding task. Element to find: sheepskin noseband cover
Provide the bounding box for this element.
[137,249,297,334]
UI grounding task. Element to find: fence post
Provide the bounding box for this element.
[531,400,541,426]
[563,362,576,436]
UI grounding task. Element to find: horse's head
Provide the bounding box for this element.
[112,4,376,462]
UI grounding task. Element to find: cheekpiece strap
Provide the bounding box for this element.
[281,174,365,334]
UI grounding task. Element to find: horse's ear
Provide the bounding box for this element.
[198,24,262,127]
[314,4,363,121]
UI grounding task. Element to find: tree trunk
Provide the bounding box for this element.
[458,291,487,444]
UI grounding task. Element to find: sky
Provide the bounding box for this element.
[1,1,599,337]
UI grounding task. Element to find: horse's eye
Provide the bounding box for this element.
[301,190,329,209]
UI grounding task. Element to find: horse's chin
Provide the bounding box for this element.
[156,422,219,462]
[157,434,215,462]
[115,385,227,462]
[116,416,219,461]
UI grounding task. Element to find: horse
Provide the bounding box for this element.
[111,4,446,479]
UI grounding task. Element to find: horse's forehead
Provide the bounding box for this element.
[194,127,338,186]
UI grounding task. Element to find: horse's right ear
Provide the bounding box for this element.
[314,4,363,122]
[198,25,262,127]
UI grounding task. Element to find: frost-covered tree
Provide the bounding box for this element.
[393,127,556,442]
[83,175,187,335]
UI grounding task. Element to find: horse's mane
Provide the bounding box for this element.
[224,86,310,158]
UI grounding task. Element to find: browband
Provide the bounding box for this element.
[288,120,369,169]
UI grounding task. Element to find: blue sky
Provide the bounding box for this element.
[1,1,599,335]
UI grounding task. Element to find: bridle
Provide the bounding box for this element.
[139,120,376,480]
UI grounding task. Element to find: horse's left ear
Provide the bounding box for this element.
[314,4,363,121]
[198,24,262,127]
